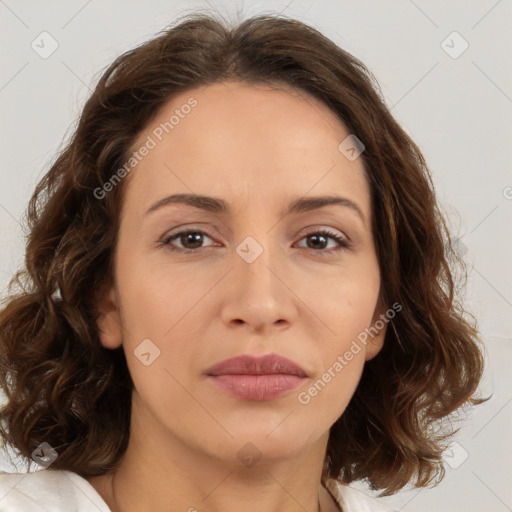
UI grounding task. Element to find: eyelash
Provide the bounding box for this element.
[158,228,351,256]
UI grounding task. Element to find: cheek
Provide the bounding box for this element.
[316,261,380,341]
[306,261,379,410]
[114,256,213,398]
[115,248,206,338]
[298,350,366,427]
[298,285,373,422]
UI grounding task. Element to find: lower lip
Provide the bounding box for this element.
[207,374,306,400]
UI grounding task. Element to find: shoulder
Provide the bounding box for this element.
[325,478,399,512]
[0,469,111,511]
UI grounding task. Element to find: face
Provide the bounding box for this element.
[96,81,386,466]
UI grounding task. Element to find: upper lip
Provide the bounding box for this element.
[205,353,308,378]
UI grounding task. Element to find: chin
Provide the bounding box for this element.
[212,431,313,464]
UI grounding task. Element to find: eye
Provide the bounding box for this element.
[295,229,351,255]
[159,229,217,252]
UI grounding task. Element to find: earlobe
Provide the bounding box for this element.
[95,285,123,350]
[365,300,388,362]
[364,327,386,361]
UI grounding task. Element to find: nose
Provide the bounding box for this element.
[220,238,297,333]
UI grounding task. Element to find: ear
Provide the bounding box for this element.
[95,285,123,350]
[364,295,388,362]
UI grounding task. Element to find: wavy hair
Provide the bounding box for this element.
[0,10,486,495]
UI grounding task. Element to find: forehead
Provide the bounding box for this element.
[123,81,370,220]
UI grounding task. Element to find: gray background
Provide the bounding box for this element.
[1,1,511,511]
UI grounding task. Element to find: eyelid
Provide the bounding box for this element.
[296,224,348,242]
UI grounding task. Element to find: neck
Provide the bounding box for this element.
[106,469,341,512]
[87,393,341,512]
[106,440,330,512]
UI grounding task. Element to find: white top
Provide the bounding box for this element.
[0,469,398,511]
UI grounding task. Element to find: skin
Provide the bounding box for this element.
[87,81,387,512]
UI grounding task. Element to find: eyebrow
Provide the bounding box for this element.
[145,193,366,224]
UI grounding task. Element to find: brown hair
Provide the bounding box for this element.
[0,10,486,495]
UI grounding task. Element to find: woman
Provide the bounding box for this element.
[0,11,485,512]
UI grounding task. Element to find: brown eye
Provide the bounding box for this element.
[162,230,215,252]
[296,230,351,255]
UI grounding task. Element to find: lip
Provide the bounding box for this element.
[205,353,308,401]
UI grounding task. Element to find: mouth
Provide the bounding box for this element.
[205,353,308,401]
